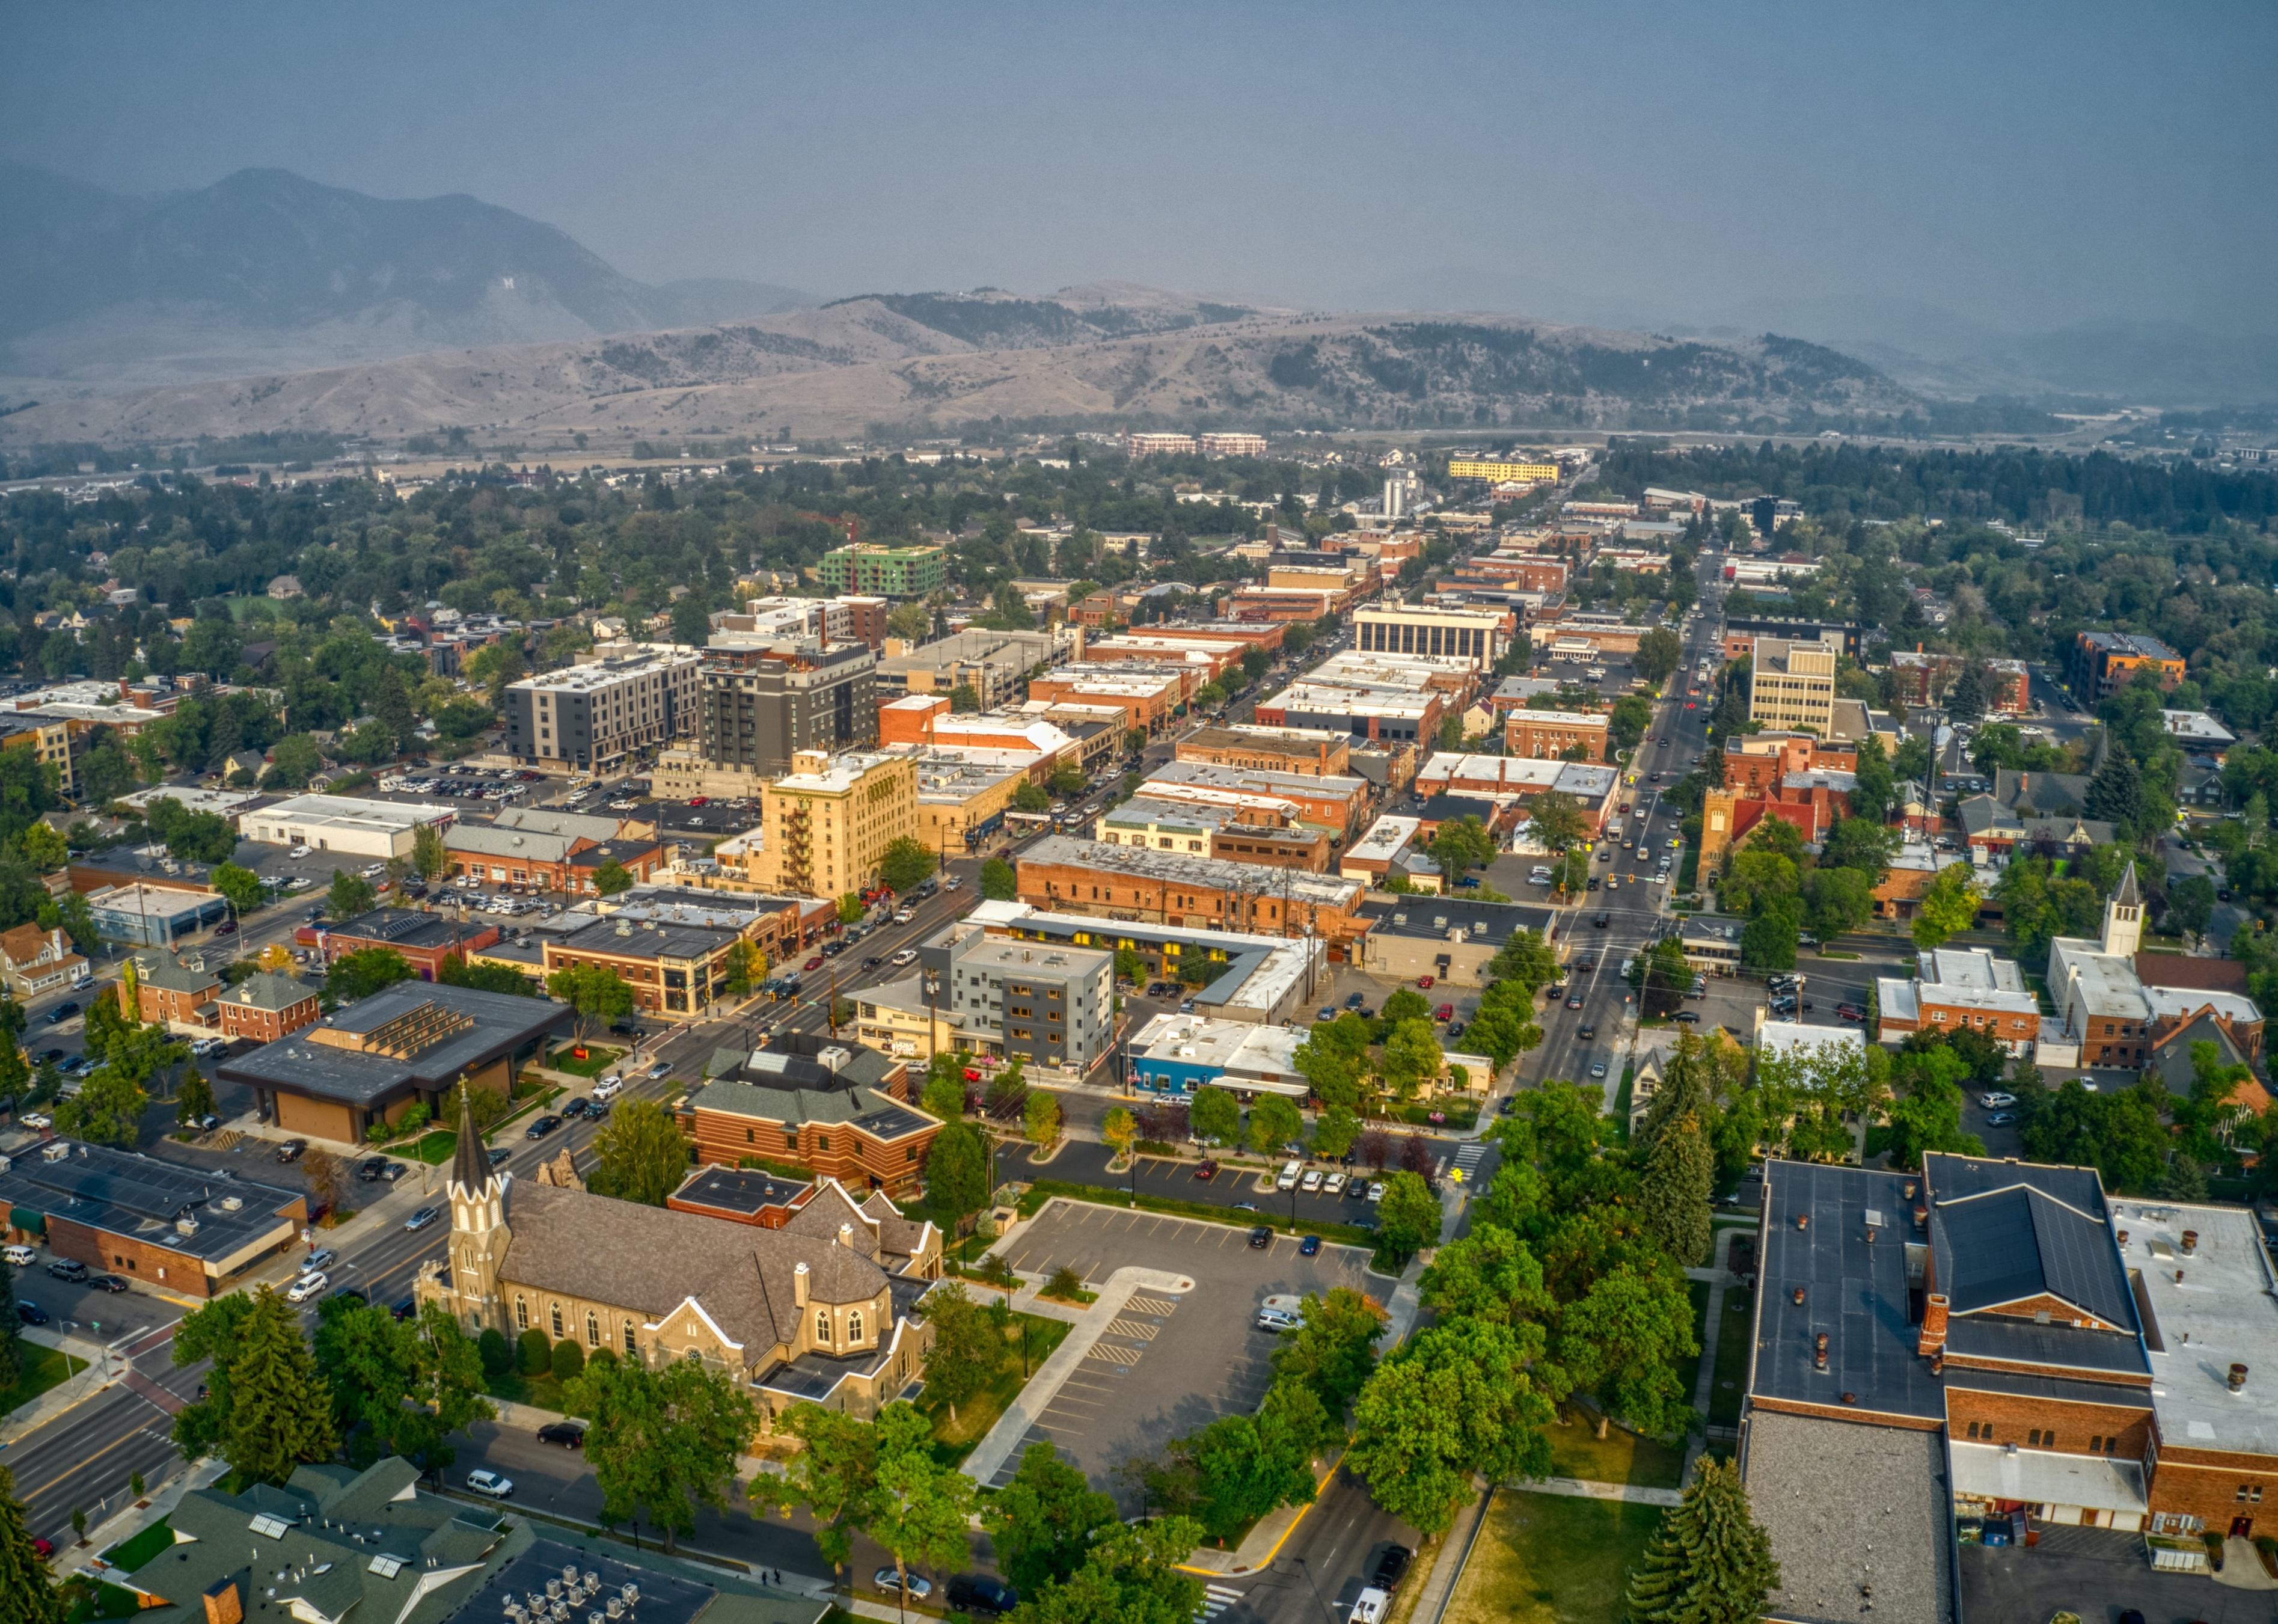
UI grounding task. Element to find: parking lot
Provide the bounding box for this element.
[991,1202,1383,1509]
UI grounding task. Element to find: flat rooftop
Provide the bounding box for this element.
[670,1164,813,1216]
[248,794,455,833]
[1145,759,1368,798]
[0,1140,299,1264]
[218,981,569,1107]
[1744,1410,1953,1624]
[1346,815,1421,862]
[554,914,739,961]
[1020,834,1362,907]
[2116,1198,2278,1459]
[1754,1020,1867,1062]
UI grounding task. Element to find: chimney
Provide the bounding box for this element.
[838,1222,853,1248]
[1918,1293,1950,1356]
[1796,1211,1810,1231]
[1913,1204,1928,1232]
[2229,1363,2249,1393]
[1792,1287,1806,1305]
[2181,1230,2199,1255]
[792,1261,809,1307]
[204,1581,244,1624]
[1813,1332,1830,1373]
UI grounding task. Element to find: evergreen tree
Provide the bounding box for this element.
[176,1066,218,1129]
[0,1463,64,1624]
[2084,747,2144,829]
[0,1257,19,1393]
[1624,1456,1779,1624]
[223,1287,338,1483]
[1639,1112,1715,1268]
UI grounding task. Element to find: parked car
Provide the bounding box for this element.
[45,1258,88,1282]
[301,1248,337,1273]
[1248,1225,1273,1248]
[286,1272,328,1304]
[1255,1307,1300,1332]
[357,1156,393,1181]
[464,1469,514,1499]
[1192,1160,1218,1182]
[525,1114,563,1139]
[488,1147,512,1168]
[946,1576,1018,1617]
[44,1002,79,1025]
[1979,1091,2016,1110]
[1674,1010,1702,1023]
[872,1570,930,1600]
[1987,1111,2018,1126]
[536,1422,587,1448]
[1,1244,34,1267]
[1370,1545,1414,1592]
[1414,974,1434,989]
[1299,1234,1322,1257]
[1434,1004,1454,1022]
[591,1074,623,1100]
[274,1138,308,1163]
[17,1301,50,1326]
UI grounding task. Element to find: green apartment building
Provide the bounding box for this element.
[818,542,947,598]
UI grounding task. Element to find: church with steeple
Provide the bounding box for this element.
[2048,862,2163,1070]
[415,1092,942,1426]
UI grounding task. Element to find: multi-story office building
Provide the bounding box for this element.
[1352,604,1509,670]
[1444,456,1558,484]
[1748,636,1839,735]
[501,644,702,772]
[749,749,918,899]
[2069,630,2186,702]
[1124,432,1198,457]
[816,543,947,599]
[875,627,1062,708]
[679,640,878,785]
[916,919,1116,1073]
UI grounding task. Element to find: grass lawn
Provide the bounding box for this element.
[916,1311,1071,1467]
[1544,1406,1686,1491]
[1707,1288,1754,1431]
[1443,1489,1665,1624]
[485,1368,577,1414]
[410,1130,458,1165]
[1612,1065,1635,1142]
[1,1341,87,1415]
[99,1518,174,1572]
[548,1044,623,1077]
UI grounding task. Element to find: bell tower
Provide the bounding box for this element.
[2101,862,2143,958]
[443,1088,512,1334]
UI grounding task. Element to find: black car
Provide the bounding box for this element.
[562,1097,593,1119]
[1370,1545,1413,1592]
[946,1577,1018,1617]
[1248,1225,1272,1248]
[1593,912,1610,928]
[1343,991,1366,1010]
[91,1273,130,1293]
[44,1002,79,1025]
[536,1421,587,1448]
[391,1296,418,1321]
[35,1047,66,1065]
[1578,1024,1596,1040]
[1674,1010,1702,1024]
[525,1114,563,1139]
[17,1300,50,1326]
[488,1146,512,1168]
[46,1258,88,1282]
[357,1156,392,1182]
[275,1138,307,1162]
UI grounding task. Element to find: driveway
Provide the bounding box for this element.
[991,1202,1383,1510]
[1959,1522,2272,1622]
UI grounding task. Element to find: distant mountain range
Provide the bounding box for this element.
[0,164,810,388]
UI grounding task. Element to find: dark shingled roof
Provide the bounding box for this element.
[1924,1153,2135,1332]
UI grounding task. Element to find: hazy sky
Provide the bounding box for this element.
[5,0,2273,339]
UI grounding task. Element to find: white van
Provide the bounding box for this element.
[2,1243,35,1268]
[1276,1160,1300,1191]
[1352,1589,1390,1624]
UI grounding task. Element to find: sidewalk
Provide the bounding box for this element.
[49,1455,230,1581]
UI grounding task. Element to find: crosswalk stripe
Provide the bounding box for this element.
[1195,1583,1243,1620]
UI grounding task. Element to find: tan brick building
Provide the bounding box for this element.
[1748,636,1839,735]
[1502,708,1611,763]
[741,748,919,899]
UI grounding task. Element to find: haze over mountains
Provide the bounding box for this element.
[2,165,2273,451]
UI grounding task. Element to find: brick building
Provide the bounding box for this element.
[1502,708,1611,763]
[679,1037,938,1195]
[300,907,501,981]
[542,915,749,1022]
[1177,725,1351,777]
[1875,946,2040,1053]
[1015,833,1370,951]
[120,952,223,1032]
[215,969,323,1043]
[2069,630,2185,702]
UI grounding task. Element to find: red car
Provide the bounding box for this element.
[1435,1004,1455,1022]
[1415,974,1435,989]
[1193,1159,1219,1181]
[803,955,824,970]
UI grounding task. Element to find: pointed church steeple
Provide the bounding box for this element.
[447,1085,494,1201]
[2101,861,2143,957]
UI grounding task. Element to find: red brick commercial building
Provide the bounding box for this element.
[299,907,501,981]
[0,1138,307,1299]
[216,969,323,1044]
[1744,1154,2278,1549]
[121,952,223,1031]
[678,1038,938,1197]
[1015,833,1371,952]
[1502,708,1611,763]
[1177,726,1351,777]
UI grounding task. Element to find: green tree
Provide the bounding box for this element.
[1374,1171,1443,1261]
[1380,1018,1443,1100]
[328,946,414,1003]
[1489,927,1561,991]
[224,1286,339,1484]
[1012,779,1052,814]
[54,1066,150,1148]
[1801,864,1876,942]
[411,822,451,881]
[862,1402,978,1617]
[1419,1225,1553,1326]
[980,858,1018,900]
[1009,1516,1205,1624]
[79,987,129,1067]
[1049,760,1088,797]
[1633,627,1683,686]
[1311,1103,1362,1160]
[327,868,377,920]
[776,1403,880,1582]
[176,1065,218,1130]
[1190,1086,1240,1145]
[438,954,538,996]
[1184,1380,1325,1541]
[1911,863,1983,950]
[587,1099,688,1206]
[2168,872,2217,939]
[551,1337,586,1385]
[1523,790,1589,854]
[1623,1457,1780,1624]
[16,821,66,872]
[0,1463,63,1624]
[592,858,634,897]
[518,1327,553,1376]
[1270,1287,1388,1420]
[262,735,322,789]
[569,1351,756,1553]
[917,1284,1002,1423]
[880,836,936,892]
[1023,1088,1061,1152]
[1292,1016,1370,1111]
[1849,732,1896,823]
[1347,1319,1554,1534]
[1818,815,1897,881]
[1248,1093,1304,1157]
[1101,1106,1137,1163]
[983,1441,1119,1596]
[548,961,635,1035]
[1739,900,1799,972]
[923,1122,992,1222]
[168,1292,259,1460]
[1638,1110,1714,1268]
[210,861,265,921]
[1554,1264,1698,1439]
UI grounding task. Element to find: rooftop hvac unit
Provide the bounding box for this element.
[818,1046,851,1073]
[219,1195,243,1211]
[41,1142,70,1162]
[176,1216,199,1235]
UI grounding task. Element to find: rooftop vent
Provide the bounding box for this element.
[2181,1230,2199,1255]
[2230,1363,2250,1393]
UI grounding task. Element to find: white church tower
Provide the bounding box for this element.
[2100,862,2143,958]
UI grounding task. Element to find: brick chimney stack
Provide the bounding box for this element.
[1917,1293,1950,1357]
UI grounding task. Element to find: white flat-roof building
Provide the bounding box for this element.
[1126,1013,1308,1098]
[243,794,457,859]
[1753,1016,1867,1064]
[118,786,265,821]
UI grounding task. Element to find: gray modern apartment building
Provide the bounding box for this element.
[694,639,878,778]
[916,921,1114,1073]
[502,644,702,771]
